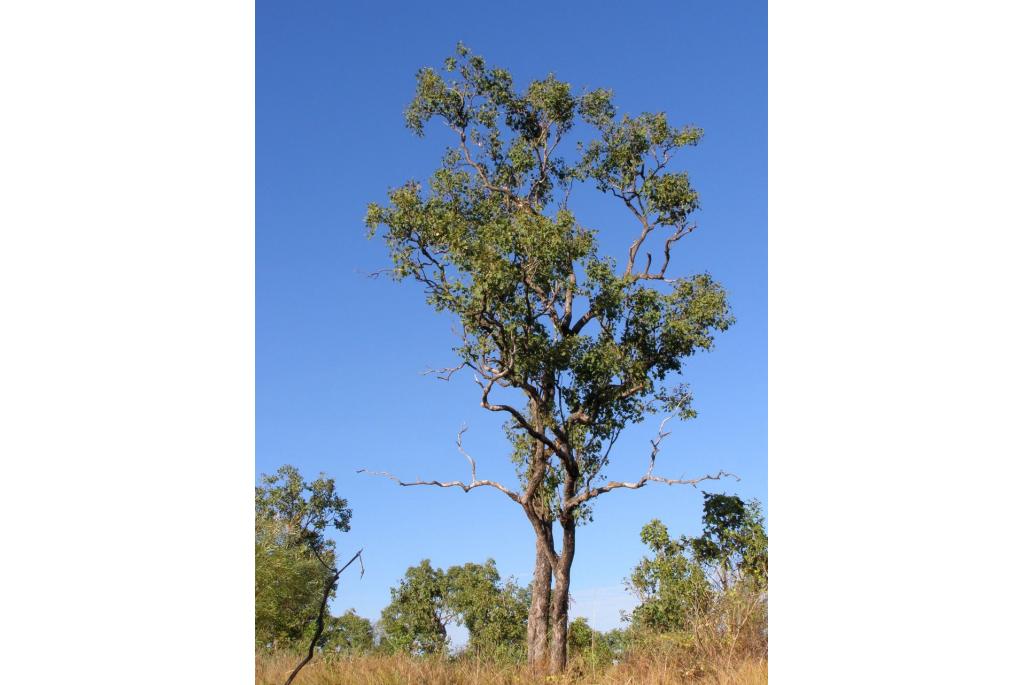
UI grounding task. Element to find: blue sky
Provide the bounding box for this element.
[257,0,766,633]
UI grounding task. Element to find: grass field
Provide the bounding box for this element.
[256,650,767,685]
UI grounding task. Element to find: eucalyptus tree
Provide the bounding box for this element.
[363,44,734,673]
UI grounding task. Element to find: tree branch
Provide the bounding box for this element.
[565,417,739,509]
[475,372,564,458]
[356,427,522,504]
[420,362,467,381]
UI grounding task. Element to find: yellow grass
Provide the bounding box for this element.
[255,651,767,685]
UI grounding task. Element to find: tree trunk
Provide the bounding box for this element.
[548,520,576,674]
[526,529,552,669]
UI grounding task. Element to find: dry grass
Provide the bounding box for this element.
[256,650,766,685]
[258,592,767,685]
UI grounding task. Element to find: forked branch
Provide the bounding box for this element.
[357,426,522,504]
[566,417,738,508]
[420,361,467,381]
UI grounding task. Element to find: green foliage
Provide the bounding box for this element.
[255,518,332,647]
[628,495,767,634]
[323,609,374,653]
[567,616,595,654]
[692,494,768,592]
[379,559,529,657]
[254,465,353,648]
[447,560,529,655]
[629,519,712,633]
[379,560,453,655]
[565,618,619,668]
[366,45,732,519]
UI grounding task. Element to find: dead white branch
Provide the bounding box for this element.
[566,416,739,508]
[357,426,521,503]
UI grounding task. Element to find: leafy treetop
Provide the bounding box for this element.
[365,44,733,523]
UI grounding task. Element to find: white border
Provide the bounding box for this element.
[0,1,254,682]
[2,2,1023,682]
[771,2,1024,682]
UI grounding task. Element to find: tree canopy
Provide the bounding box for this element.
[366,44,732,516]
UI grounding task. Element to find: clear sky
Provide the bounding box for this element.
[257,0,766,634]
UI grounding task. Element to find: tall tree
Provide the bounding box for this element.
[255,517,334,647]
[363,44,734,673]
[447,560,529,655]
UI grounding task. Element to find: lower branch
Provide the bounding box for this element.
[357,426,522,504]
[566,417,739,508]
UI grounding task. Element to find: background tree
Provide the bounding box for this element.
[565,618,618,669]
[322,609,374,654]
[254,465,363,685]
[379,558,529,657]
[567,617,595,655]
[627,519,713,633]
[364,44,735,672]
[379,560,454,655]
[446,560,529,656]
[627,494,767,656]
[692,493,768,592]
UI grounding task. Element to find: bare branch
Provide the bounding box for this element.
[356,427,521,504]
[362,268,394,279]
[565,417,739,508]
[357,468,521,503]
[420,362,467,381]
[337,547,365,579]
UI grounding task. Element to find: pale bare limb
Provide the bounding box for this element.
[420,362,467,381]
[356,427,521,504]
[565,417,738,508]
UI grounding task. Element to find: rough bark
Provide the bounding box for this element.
[526,526,552,668]
[548,520,576,674]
